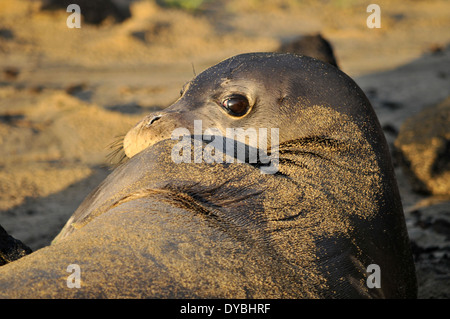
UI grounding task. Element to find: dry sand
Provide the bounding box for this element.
[0,0,449,298]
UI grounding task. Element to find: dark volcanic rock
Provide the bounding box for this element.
[406,201,450,298]
[395,96,450,195]
[277,33,339,68]
[40,0,131,25]
[0,224,32,266]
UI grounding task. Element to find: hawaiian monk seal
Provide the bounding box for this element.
[0,53,417,298]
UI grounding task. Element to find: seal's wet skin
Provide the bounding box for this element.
[0,53,417,298]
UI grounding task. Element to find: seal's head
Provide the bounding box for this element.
[123,52,373,159]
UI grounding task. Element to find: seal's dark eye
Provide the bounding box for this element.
[222,95,250,116]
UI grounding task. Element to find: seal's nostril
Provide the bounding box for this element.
[147,115,162,126]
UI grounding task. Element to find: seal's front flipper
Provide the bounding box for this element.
[0,224,32,266]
